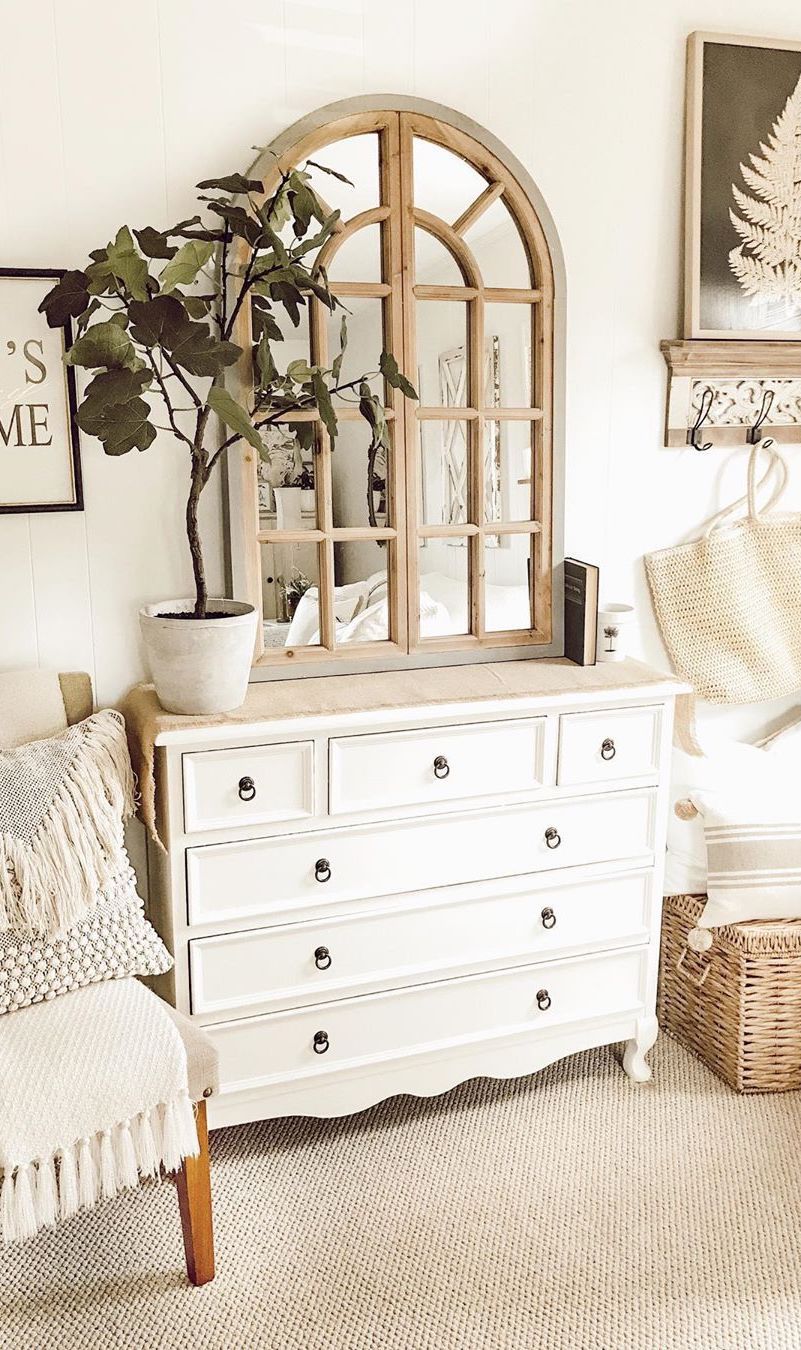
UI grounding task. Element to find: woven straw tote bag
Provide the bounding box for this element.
[646,444,801,704]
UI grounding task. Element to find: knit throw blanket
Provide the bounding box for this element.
[0,711,198,1244]
[0,980,198,1244]
[0,709,135,937]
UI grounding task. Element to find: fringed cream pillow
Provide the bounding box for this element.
[678,743,801,935]
[0,710,171,1010]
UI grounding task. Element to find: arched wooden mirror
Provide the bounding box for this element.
[225,99,563,674]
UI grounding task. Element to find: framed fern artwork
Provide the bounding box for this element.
[685,32,801,339]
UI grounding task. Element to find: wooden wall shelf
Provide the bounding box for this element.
[661,339,801,380]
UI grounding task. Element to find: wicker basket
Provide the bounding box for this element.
[658,893,801,1093]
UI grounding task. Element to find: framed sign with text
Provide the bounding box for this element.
[0,268,82,512]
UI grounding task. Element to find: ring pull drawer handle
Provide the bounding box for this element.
[314,945,332,971]
[238,775,256,802]
[536,989,552,1012]
[313,1030,329,1054]
[601,738,616,761]
[433,755,450,780]
[540,907,556,930]
[314,858,332,884]
[544,826,561,850]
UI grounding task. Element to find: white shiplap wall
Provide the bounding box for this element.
[1,0,800,737]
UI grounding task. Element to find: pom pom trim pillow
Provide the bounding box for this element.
[687,744,801,928]
[0,710,172,1012]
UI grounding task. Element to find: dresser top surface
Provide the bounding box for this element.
[124,658,686,748]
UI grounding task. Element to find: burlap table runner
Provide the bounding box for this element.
[121,658,684,846]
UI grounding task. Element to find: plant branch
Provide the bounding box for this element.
[145,350,195,449]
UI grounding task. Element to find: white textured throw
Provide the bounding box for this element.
[0,710,135,936]
[0,980,198,1245]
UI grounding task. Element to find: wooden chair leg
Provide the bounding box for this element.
[175,1099,215,1286]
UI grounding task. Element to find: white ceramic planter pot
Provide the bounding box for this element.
[139,599,258,715]
[274,486,303,531]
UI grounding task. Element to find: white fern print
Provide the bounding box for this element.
[729,72,801,309]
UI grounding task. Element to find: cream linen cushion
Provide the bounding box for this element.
[666,717,801,922]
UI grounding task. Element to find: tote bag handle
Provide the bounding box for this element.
[702,443,788,539]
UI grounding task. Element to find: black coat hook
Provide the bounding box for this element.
[747,388,775,447]
[687,386,714,451]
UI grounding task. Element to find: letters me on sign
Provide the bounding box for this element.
[0,269,82,512]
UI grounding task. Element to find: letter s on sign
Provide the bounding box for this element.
[23,340,46,385]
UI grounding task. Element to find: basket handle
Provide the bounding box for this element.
[676,944,712,988]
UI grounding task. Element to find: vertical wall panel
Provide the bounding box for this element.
[0,518,38,669]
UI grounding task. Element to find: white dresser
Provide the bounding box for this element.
[145,659,682,1129]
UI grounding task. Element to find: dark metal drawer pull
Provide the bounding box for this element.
[433,755,450,779]
[536,989,552,1011]
[541,907,556,930]
[313,1030,329,1054]
[544,827,561,849]
[601,738,616,761]
[237,775,256,802]
[314,858,332,883]
[314,945,332,970]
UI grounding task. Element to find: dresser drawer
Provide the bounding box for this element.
[186,789,656,927]
[328,717,547,816]
[557,706,661,786]
[182,741,315,833]
[207,946,647,1093]
[188,870,653,1017]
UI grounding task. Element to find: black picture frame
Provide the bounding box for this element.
[0,266,83,512]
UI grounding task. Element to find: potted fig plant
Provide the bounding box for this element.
[40,162,416,714]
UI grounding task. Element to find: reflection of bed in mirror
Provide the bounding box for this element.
[283,567,530,647]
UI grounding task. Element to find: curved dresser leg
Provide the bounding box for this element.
[623,1015,658,1084]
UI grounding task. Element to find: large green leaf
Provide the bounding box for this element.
[159,240,215,294]
[77,367,155,454]
[206,385,263,451]
[379,350,418,400]
[134,226,178,260]
[312,369,337,444]
[65,319,139,371]
[254,332,278,385]
[38,270,90,326]
[106,226,150,302]
[196,172,263,195]
[204,200,260,244]
[128,296,240,376]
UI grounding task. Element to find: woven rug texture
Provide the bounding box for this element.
[2,1036,801,1350]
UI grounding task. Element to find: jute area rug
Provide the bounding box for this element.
[3,1036,801,1350]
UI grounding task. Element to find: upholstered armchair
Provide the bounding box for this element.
[0,669,216,1285]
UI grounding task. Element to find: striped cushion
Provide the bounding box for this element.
[691,776,801,927]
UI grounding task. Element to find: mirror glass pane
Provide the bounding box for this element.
[464,197,531,288]
[332,420,392,529]
[333,547,390,645]
[257,424,316,522]
[327,224,382,282]
[419,420,467,527]
[262,539,321,648]
[415,302,469,406]
[413,137,489,224]
[326,298,384,403]
[415,227,464,286]
[483,306,533,407]
[483,421,535,524]
[483,533,532,632]
[418,540,469,636]
[305,134,380,220]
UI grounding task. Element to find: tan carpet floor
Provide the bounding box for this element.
[3,1035,801,1350]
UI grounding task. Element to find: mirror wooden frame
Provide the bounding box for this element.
[224,96,565,678]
